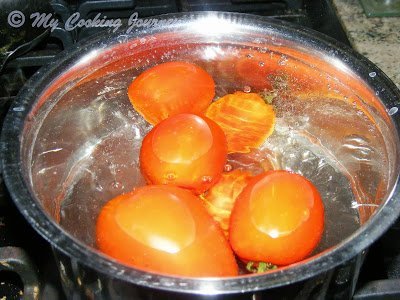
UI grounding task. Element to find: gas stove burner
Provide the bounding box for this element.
[0,0,350,73]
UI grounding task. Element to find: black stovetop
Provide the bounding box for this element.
[1,1,399,299]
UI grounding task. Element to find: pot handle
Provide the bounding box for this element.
[0,246,40,300]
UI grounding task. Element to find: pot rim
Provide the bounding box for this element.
[1,12,400,294]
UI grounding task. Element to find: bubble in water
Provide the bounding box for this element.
[388,107,398,115]
[243,86,251,93]
[302,150,310,159]
[278,55,288,66]
[224,164,233,172]
[258,61,265,67]
[111,181,123,189]
[259,47,268,53]
[246,53,253,59]
[202,176,213,183]
[369,72,377,78]
[164,173,176,181]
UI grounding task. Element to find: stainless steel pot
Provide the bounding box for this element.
[1,12,400,299]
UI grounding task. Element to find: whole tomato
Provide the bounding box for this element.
[96,185,238,277]
[140,114,227,194]
[128,61,215,125]
[229,170,324,266]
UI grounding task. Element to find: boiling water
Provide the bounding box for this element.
[30,54,389,259]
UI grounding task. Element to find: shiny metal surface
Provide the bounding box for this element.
[1,12,400,296]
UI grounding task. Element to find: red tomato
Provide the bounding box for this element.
[229,170,324,266]
[140,114,227,194]
[96,185,238,277]
[128,61,215,125]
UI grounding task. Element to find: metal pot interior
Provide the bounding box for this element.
[10,13,400,291]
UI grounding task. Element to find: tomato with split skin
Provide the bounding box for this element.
[140,113,228,194]
[206,91,276,154]
[229,170,324,266]
[202,169,252,237]
[128,61,215,125]
[96,185,238,277]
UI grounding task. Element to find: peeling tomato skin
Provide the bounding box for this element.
[206,92,275,154]
[140,114,228,194]
[202,169,252,236]
[96,185,238,277]
[229,170,324,266]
